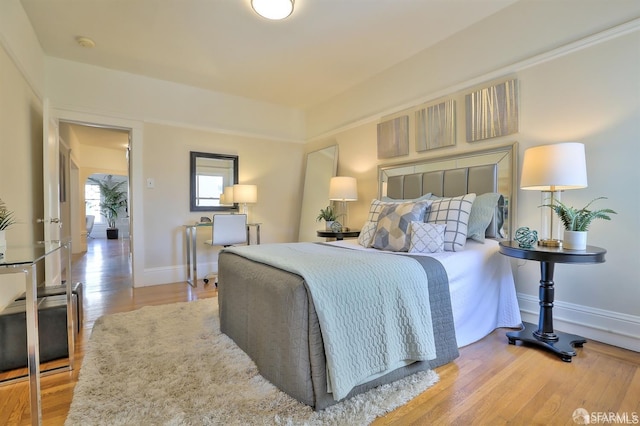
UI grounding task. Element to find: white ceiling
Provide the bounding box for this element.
[20,0,518,110]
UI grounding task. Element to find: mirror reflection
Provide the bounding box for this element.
[190,152,238,212]
[298,145,338,241]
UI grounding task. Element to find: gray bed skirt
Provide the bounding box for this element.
[218,250,460,410]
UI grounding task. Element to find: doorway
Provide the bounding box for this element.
[59,121,132,293]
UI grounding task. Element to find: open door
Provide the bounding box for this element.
[42,99,63,286]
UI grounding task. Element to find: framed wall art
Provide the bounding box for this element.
[377,115,409,159]
[465,78,519,142]
[415,99,456,152]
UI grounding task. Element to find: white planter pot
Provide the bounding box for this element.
[325,221,334,231]
[0,230,6,256]
[563,230,587,250]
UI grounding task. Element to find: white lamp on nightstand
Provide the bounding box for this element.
[329,176,358,231]
[520,142,588,247]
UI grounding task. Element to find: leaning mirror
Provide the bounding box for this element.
[298,145,338,242]
[190,152,238,212]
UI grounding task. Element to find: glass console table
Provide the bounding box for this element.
[0,241,74,426]
[184,222,261,287]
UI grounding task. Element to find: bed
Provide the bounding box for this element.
[217,144,522,410]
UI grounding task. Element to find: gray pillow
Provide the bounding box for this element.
[372,201,431,252]
[467,192,502,243]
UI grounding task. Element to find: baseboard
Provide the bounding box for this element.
[517,293,640,353]
[140,262,217,287]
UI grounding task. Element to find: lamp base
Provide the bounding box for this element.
[538,238,562,248]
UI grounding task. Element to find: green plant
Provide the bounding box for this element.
[541,197,617,232]
[89,175,128,229]
[0,198,17,231]
[316,205,342,222]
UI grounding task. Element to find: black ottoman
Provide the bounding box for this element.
[0,295,72,371]
[15,282,83,332]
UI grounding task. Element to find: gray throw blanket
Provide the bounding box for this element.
[223,243,436,400]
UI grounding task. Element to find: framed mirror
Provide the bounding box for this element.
[190,152,238,212]
[298,145,338,241]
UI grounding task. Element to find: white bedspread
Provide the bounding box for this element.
[330,239,522,347]
[223,242,436,400]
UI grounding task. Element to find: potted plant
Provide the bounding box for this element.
[89,175,128,239]
[542,197,616,250]
[316,205,342,231]
[0,198,17,255]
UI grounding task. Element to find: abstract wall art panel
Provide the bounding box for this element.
[465,79,519,142]
[377,115,409,159]
[415,99,456,152]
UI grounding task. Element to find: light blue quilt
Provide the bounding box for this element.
[223,243,436,400]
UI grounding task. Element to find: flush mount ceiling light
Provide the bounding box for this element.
[251,0,294,20]
[76,36,96,48]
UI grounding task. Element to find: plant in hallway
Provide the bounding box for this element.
[89,175,128,239]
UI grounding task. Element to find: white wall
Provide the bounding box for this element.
[0,31,44,308]
[141,123,305,286]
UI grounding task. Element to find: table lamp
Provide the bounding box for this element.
[329,176,358,231]
[233,184,257,219]
[520,142,588,246]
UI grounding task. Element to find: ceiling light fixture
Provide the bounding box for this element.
[76,36,96,48]
[251,0,294,20]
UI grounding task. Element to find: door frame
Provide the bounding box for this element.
[52,108,144,287]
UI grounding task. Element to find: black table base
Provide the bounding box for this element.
[507,322,586,362]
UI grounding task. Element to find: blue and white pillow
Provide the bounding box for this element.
[425,193,476,251]
[372,201,431,252]
[409,222,446,253]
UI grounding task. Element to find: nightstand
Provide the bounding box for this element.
[498,240,606,362]
[316,230,360,241]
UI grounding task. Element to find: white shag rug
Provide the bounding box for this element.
[65,299,438,425]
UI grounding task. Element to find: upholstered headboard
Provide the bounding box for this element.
[386,164,504,237]
[379,143,517,239]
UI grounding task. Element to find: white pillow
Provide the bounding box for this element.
[409,222,446,253]
[425,193,476,252]
[357,220,378,247]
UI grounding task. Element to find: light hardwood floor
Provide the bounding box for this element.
[1,238,638,425]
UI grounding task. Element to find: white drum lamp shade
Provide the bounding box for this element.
[233,184,257,217]
[521,142,588,191]
[329,177,358,201]
[233,184,257,204]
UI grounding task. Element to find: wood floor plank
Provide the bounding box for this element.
[1,238,638,425]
